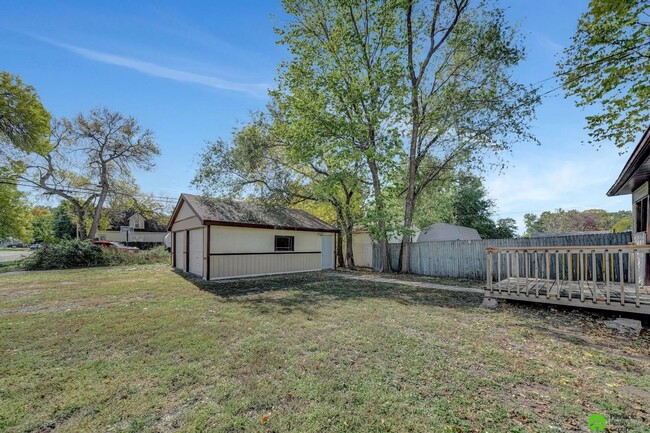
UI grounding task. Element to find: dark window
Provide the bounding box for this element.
[635,196,648,232]
[274,235,294,252]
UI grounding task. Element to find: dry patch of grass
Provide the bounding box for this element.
[0,266,648,432]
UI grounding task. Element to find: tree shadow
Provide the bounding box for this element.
[174,270,484,315]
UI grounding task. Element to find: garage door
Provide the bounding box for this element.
[188,228,203,276]
[174,232,185,271]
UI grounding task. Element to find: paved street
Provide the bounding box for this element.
[0,250,32,263]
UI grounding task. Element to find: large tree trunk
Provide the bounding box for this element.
[366,158,390,272]
[401,130,419,273]
[88,189,108,240]
[345,225,355,268]
[336,229,345,268]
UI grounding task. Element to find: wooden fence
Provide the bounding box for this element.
[373,232,633,280]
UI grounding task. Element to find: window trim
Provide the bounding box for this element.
[635,196,648,233]
[274,235,295,252]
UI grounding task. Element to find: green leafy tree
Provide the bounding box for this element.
[399,0,538,270]
[523,208,632,236]
[0,72,50,242]
[0,71,51,158]
[558,0,650,148]
[276,0,405,271]
[31,206,56,243]
[0,170,32,242]
[52,203,77,240]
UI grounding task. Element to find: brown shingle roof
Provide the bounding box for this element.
[174,194,339,232]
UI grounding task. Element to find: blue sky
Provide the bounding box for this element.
[0,0,635,232]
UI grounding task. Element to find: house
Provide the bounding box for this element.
[416,223,481,242]
[167,194,339,280]
[96,212,167,244]
[607,125,650,247]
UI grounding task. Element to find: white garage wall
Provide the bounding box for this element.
[208,225,326,279]
[210,226,321,253]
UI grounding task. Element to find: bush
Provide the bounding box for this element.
[23,241,170,270]
[24,239,108,270]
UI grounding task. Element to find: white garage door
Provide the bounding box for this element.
[174,231,185,271]
[188,228,203,276]
[321,234,334,269]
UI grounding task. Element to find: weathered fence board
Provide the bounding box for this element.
[372,232,633,280]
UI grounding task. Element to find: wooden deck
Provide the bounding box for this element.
[488,277,650,314]
[486,245,650,315]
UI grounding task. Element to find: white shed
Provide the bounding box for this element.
[416,223,481,242]
[167,194,339,280]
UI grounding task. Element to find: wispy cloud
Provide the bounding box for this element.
[37,36,269,97]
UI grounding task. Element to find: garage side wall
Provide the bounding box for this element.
[209,226,323,279]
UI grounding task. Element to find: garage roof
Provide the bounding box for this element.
[169,194,339,233]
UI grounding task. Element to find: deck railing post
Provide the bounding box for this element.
[486,250,493,293]
[619,249,625,306]
[555,251,560,300]
[497,251,502,294]
[567,250,573,301]
[635,249,641,307]
[591,250,597,303]
[605,250,611,305]
[545,251,551,299]
[579,250,584,302]
[506,251,511,295]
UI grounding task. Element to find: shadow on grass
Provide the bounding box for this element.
[174,270,484,314]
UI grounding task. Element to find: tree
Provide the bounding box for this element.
[558,0,650,148]
[31,206,56,243]
[415,171,517,238]
[18,108,160,239]
[0,72,50,242]
[399,0,538,271]
[193,113,366,268]
[276,0,405,272]
[52,203,77,240]
[0,170,32,242]
[0,71,51,158]
[523,208,632,236]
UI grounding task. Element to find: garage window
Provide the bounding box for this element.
[274,235,294,252]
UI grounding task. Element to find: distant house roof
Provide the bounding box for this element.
[169,194,339,233]
[607,125,650,196]
[107,211,167,232]
[415,223,481,242]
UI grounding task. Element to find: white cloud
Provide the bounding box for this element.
[485,147,631,232]
[37,36,269,97]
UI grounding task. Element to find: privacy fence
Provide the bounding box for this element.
[372,232,633,281]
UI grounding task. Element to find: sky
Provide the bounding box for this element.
[0,0,636,233]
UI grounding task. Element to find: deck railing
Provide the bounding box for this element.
[486,245,650,311]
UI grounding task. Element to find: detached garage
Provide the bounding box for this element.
[167,194,339,280]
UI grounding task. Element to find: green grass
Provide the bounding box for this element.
[0,266,648,432]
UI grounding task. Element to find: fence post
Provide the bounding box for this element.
[486,249,493,293]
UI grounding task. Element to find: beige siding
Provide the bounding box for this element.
[177,202,196,220]
[209,225,325,279]
[171,216,201,232]
[210,226,321,253]
[210,253,321,279]
[633,182,648,202]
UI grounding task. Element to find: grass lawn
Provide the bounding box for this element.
[0,266,648,432]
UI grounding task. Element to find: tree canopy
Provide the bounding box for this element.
[523,208,632,236]
[558,0,650,148]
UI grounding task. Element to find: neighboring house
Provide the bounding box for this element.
[96,212,167,244]
[607,125,650,247]
[167,194,339,280]
[416,223,481,242]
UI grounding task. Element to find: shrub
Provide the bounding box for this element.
[22,241,170,270]
[24,239,108,270]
